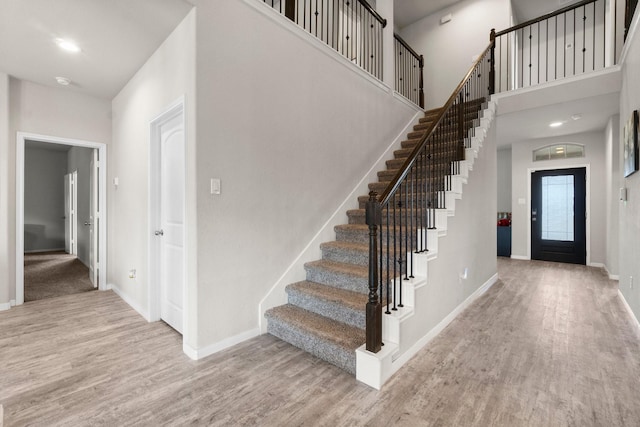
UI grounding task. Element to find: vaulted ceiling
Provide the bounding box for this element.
[0,0,587,100]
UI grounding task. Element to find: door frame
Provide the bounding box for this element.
[16,132,108,305]
[526,164,591,265]
[148,98,186,328]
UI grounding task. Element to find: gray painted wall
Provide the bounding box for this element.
[24,144,68,252]
[194,1,417,348]
[398,0,512,109]
[618,17,640,320]
[497,147,512,212]
[510,131,607,265]
[605,115,620,277]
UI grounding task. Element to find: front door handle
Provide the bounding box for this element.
[84,222,92,226]
[154,230,164,236]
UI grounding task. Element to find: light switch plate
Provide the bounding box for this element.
[211,178,221,195]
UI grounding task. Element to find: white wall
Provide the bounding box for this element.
[23,144,68,252]
[110,10,197,346]
[403,118,498,352]
[1,78,111,303]
[618,10,640,319]
[497,147,512,212]
[510,131,607,265]
[194,0,417,351]
[0,72,10,308]
[398,0,512,108]
[68,146,94,265]
[605,115,620,277]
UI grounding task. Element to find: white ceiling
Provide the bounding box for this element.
[495,69,622,148]
[0,0,193,100]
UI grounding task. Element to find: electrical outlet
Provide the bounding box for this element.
[129,269,137,279]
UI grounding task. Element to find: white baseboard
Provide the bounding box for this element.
[604,265,619,280]
[392,273,499,369]
[510,255,529,260]
[618,289,640,332]
[10,300,15,307]
[0,302,11,311]
[358,273,499,389]
[588,262,605,268]
[109,283,150,322]
[183,329,262,360]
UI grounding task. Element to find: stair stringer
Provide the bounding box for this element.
[356,98,498,390]
[258,110,422,333]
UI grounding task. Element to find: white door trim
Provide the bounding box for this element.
[148,98,186,329]
[16,132,108,305]
[527,163,591,265]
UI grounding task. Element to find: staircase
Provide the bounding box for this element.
[265,99,488,375]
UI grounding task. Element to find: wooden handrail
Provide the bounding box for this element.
[495,0,597,37]
[379,42,494,206]
[357,0,387,28]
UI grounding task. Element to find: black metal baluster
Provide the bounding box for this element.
[583,5,587,73]
[546,20,549,82]
[573,9,576,76]
[391,194,397,311]
[537,21,540,85]
[409,163,415,278]
[385,205,390,314]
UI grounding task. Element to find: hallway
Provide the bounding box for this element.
[1,259,639,426]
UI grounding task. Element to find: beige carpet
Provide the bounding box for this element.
[24,251,95,302]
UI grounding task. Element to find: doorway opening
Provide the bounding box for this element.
[531,167,587,265]
[16,133,107,305]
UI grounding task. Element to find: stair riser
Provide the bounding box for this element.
[414,118,479,132]
[347,209,440,227]
[321,243,397,267]
[358,194,450,209]
[369,178,447,193]
[305,263,368,293]
[286,287,365,329]
[335,227,416,248]
[266,316,357,374]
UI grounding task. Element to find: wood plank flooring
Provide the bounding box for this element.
[1,259,640,426]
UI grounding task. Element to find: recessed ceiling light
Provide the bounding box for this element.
[55,76,71,86]
[56,38,80,53]
[571,114,582,121]
[549,121,564,128]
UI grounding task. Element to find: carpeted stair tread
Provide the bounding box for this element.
[265,304,364,374]
[288,281,366,313]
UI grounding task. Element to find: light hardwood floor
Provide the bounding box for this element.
[1,259,640,426]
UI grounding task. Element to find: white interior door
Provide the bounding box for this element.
[155,111,185,334]
[71,171,77,256]
[64,174,71,253]
[89,149,98,287]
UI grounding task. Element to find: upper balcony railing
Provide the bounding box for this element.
[394,33,425,108]
[490,0,618,93]
[260,0,424,108]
